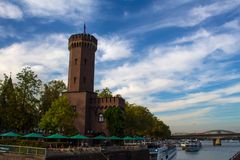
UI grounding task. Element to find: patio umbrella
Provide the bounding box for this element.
[134,136,145,140]
[70,134,89,139]
[1,132,21,137]
[46,133,68,139]
[93,135,107,140]
[23,133,44,138]
[107,136,121,140]
[123,136,134,140]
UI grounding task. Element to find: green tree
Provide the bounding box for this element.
[15,67,42,131]
[96,87,113,98]
[0,75,19,130]
[124,102,171,138]
[39,80,66,117]
[39,96,76,134]
[150,117,171,138]
[104,107,125,136]
[124,103,154,136]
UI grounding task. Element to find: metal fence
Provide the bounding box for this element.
[0,144,46,157]
[229,151,240,160]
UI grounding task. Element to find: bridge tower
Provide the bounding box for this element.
[213,138,222,146]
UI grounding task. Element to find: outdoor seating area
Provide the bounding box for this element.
[0,131,147,156]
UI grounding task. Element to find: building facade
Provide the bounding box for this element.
[64,31,125,136]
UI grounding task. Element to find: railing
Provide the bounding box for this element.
[101,145,147,152]
[0,144,46,157]
[48,145,147,153]
[229,151,240,160]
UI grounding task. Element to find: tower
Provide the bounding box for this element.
[64,26,98,134]
[64,25,125,136]
[67,31,97,92]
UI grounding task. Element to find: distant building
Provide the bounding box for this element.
[63,28,125,136]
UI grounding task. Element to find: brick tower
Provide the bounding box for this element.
[64,26,125,135]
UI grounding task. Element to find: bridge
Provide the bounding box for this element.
[171,130,240,146]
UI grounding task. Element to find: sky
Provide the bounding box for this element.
[0,0,240,133]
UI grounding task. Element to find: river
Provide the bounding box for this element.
[176,140,240,160]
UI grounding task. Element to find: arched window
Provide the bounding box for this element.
[98,113,104,122]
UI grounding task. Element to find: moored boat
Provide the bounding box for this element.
[148,143,177,160]
[185,140,201,152]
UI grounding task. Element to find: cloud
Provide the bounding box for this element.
[127,0,240,34]
[189,1,239,25]
[97,28,240,113]
[173,29,211,44]
[19,0,99,23]
[0,34,69,83]
[96,35,134,61]
[159,107,213,122]
[223,20,240,30]
[150,83,240,112]
[100,29,240,92]
[0,1,23,19]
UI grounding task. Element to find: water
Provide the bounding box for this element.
[176,140,240,160]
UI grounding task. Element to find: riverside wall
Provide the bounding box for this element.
[0,149,149,160]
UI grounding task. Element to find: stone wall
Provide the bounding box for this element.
[46,149,149,160]
[0,153,44,160]
[0,149,149,160]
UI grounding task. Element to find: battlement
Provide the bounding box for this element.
[91,97,125,109]
[68,33,97,50]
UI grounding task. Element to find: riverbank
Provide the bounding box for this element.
[0,144,149,160]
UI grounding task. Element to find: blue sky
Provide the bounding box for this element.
[0,0,240,133]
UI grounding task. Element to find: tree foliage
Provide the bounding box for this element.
[0,69,170,138]
[96,88,171,138]
[103,107,125,136]
[39,80,66,116]
[124,103,171,138]
[95,88,113,98]
[39,96,76,134]
[0,75,19,131]
[15,67,42,131]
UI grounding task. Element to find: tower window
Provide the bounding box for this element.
[98,113,104,122]
[84,59,87,65]
[75,58,78,65]
[74,77,77,83]
[83,77,86,84]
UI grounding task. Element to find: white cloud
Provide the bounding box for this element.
[189,1,239,25]
[128,0,240,34]
[173,29,211,44]
[159,107,212,122]
[0,34,69,83]
[20,0,98,23]
[96,35,133,61]
[97,29,240,113]
[223,20,240,30]
[0,1,23,19]
[150,83,240,112]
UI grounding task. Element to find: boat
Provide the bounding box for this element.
[185,140,201,152]
[148,143,177,160]
[180,141,188,150]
